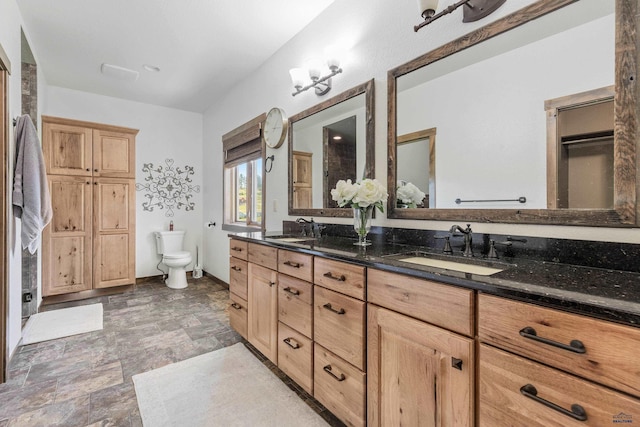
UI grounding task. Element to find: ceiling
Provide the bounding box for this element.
[17,0,335,112]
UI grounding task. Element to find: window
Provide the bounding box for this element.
[222,113,266,231]
[225,157,262,227]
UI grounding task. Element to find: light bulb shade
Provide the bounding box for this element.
[306,59,324,81]
[289,68,307,88]
[324,45,344,70]
[417,0,438,15]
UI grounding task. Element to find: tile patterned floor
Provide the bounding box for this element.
[0,277,344,427]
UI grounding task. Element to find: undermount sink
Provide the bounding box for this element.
[266,236,316,244]
[386,251,507,276]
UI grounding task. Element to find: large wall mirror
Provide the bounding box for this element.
[289,79,374,217]
[388,0,638,226]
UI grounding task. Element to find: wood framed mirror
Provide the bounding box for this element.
[289,79,375,217]
[387,0,638,226]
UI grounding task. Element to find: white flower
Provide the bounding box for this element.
[330,178,388,212]
[330,179,358,207]
[397,181,426,207]
[353,179,387,209]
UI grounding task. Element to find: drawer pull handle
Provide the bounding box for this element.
[231,266,242,272]
[283,337,300,349]
[283,260,301,268]
[323,364,346,382]
[323,272,346,282]
[230,303,242,310]
[520,384,587,422]
[231,247,243,252]
[519,327,586,354]
[323,303,345,315]
[283,287,300,296]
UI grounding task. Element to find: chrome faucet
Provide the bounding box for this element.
[450,224,474,257]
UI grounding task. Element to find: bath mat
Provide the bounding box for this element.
[132,342,328,427]
[21,303,103,345]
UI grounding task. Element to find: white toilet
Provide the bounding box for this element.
[155,230,192,289]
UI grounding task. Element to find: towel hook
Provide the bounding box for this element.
[265,155,275,173]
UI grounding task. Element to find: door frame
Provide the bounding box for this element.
[0,42,11,384]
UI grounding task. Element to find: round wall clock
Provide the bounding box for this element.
[263,107,289,149]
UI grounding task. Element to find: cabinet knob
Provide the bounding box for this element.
[94,169,98,172]
[86,168,90,172]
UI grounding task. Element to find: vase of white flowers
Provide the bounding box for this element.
[396,181,426,208]
[330,178,388,246]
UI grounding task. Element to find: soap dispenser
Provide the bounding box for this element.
[169,220,174,231]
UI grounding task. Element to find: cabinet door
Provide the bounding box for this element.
[367,305,474,427]
[42,176,93,296]
[93,178,135,288]
[248,263,278,363]
[43,121,93,176]
[93,129,135,178]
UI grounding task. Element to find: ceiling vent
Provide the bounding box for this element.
[101,63,139,81]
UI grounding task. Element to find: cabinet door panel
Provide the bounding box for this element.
[42,176,92,296]
[93,129,135,177]
[368,305,474,427]
[43,122,92,176]
[93,178,135,288]
[248,263,278,363]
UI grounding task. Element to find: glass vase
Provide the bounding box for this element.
[353,206,373,246]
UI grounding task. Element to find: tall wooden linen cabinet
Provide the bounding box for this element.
[41,116,137,296]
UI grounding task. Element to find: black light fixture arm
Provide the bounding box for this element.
[415,0,473,32]
[292,67,343,97]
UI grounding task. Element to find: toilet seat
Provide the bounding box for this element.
[163,251,191,260]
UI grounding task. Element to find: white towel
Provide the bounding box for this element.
[12,115,52,254]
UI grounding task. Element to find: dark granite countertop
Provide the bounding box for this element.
[229,231,640,327]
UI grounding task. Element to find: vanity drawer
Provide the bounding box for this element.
[314,257,365,300]
[228,292,248,340]
[278,275,313,338]
[248,243,278,270]
[478,294,640,397]
[314,286,365,370]
[368,269,474,337]
[314,343,366,427]
[229,258,248,300]
[278,322,313,395]
[479,344,640,426]
[229,239,248,261]
[278,249,313,283]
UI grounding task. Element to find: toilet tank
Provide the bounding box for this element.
[155,230,186,254]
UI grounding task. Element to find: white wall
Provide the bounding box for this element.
[44,86,204,278]
[202,0,640,285]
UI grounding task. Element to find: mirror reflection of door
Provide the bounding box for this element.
[397,128,436,208]
[292,151,313,209]
[323,116,356,208]
[546,86,614,209]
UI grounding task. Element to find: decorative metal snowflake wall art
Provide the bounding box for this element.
[135,159,201,217]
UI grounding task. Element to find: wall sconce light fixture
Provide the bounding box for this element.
[290,48,343,96]
[415,0,506,32]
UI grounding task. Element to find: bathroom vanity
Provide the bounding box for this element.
[228,230,640,427]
